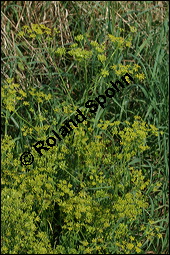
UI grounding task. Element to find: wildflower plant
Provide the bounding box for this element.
[1,1,168,254]
[1,109,164,253]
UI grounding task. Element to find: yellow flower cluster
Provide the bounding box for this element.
[55,47,66,56]
[70,43,78,48]
[111,63,145,80]
[68,47,92,61]
[108,34,132,48]
[114,191,148,221]
[2,78,27,112]
[116,239,142,253]
[90,40,105,53]
[140,219,163,241]
[101,68,109,77]
[2,114,162,254]
[1,76,53,148]
[130,26,137,33]
[2,23,164,254]
[16,26,147,83]
[97,54,107,63]
[18,24,58,39]
[29,88,52,103]
[75,34,84,41]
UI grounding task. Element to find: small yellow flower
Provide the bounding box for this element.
[29,33,36,38]
[101,69,109,77]
[130,26,137,33]
[135,73,145,80]
[133,64,140,72]
[126,243,134,250]
[97,54,106,62]
[70,43,78,48]
[18,31,25,37]
[54,28,59,33]
[137,242,142,247]
[149,220,155,225]
[23,25,29,30]
[134,115,141,120]
[124,75,131,83]
[6,78,14,84]
[129,236,135,241]
[157,233,162,239]
[96,46,105,53]
[92,238,97,243]
[23,101,30,106]
[75,34,84,41]
[118,27,125,32]
[55,47,66,56]
[39,24,46,29]
[81,240,88,246]
[135,247,141,253]
[125,41,132,47]
[90,40,99,47]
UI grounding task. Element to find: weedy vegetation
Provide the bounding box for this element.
[1,1,169,254]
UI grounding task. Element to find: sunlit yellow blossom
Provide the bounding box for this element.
[127,243,134,250]
[6,78,14,84]
[118,27,125,32]
[95,46,105,53]
[130,26,137,33]
[68,48,92,61]
[75,34,84,41]
[101,69,109,77]
[81,240,88,246]
[149,220,155,225]
[125,41,132,47]
[23,101,30,105]
[97,54,106,62]
[135,247,141,253]
[137,242,142,247]
[39,24,46,29]
[70,43,78,48]
[23,25,29,30]
[133,64,140,71]
[18,31,24,37]
[135,73,145,80]
[129,236,135,241]
[90,40,99,47]
[29,33,36,38]
[157,233,162,239]
[55,47,66,56]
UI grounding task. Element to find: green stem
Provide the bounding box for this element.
[53,63,75,106]
[5,110,10,136]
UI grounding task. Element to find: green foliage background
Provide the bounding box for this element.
[1,1,169,254]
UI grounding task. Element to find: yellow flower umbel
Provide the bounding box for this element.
[68,48,92,61]
[55,47,66,56]
[108,34,132,49]
[75,34,84,41]
[90,40,105,53]
[130,26,137,33]
[97,54,106,63]
[111,63,145,81]
[135,73,145,80]
[101,69,109,77]
[17,23,58,41]
[2,79,27,112]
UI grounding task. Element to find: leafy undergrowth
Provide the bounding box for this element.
[2,115,164,254]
